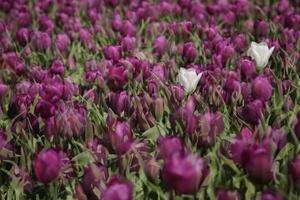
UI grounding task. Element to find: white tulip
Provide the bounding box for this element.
[178,68,202,94]
[247,42,274,69]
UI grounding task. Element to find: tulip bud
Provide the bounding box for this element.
[106,91,130,115]
[171,106,197,135]
[252,76,272,102]
[102,176,133,200]
[238,58,256,80]
[216,189,240,200]
[157,136,187,160]
[153,35,168,56]
[255,20,270,37]
[182,42,198,62]
[16,28,30,46]
[240,100,264,125]
[232,34,247,51]
[144,158,160,182]
[106,64,128,91]
[162,153,209,194]
[151,97,165,121]
[121,36,135,52]
[121,20,136,36]
[49,59,64,75]
[104,45,121,62]
[33,31,51,51]
[33,149,61,184]
[261,190,284,200]
[55,33,70,53]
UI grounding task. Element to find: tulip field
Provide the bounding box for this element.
[1,0,300,199]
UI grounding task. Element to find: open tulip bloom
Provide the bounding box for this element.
[1,0,300,199]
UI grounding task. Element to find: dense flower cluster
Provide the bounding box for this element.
[0,0,300,199]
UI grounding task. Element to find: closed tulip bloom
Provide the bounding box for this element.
[55,33,70,53]
[255,20,270,37]
[121,36,135,52]
[247,42,274,69]
[33,149,61,184]
[182,42,198,62]
[238,58,256,80]
[171,106,197,135]
[178,68,202,94]
[106,64,128,91]
[216,189,240,200]
[261,190,284,200]
[33,31,51,51]
[121,20,136,36]
[144,158,160,181]
[109,121,133,154]
[240,100,264,125]
[153,35,168,56]
[245,147,274,183]
[252,76,272,102]
[157,136,187,160]
[49,59,64,75]
[289,154,300,185]
[102,176,133,200]
[104,45,121,61]
[106,91,129,115]
[16,28,30,46]
[162,153,209,194]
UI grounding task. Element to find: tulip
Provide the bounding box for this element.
[232,34,247,51]
[289,154,300,185]
[238,58,256,80]
[162,153,209,194]
[55,33,70,53]
[121,36,135,52]
[32,31,52,51]
[86,139,108,166]
[38,15,54,34]
[102,176,133,200]
[33,149,61,184]
[106,91,130,115]
[104,45,121,62]
[216,189,240,200]
[252,76,272,102]
[247,42,274,69]
[157,136,187,160]
[150,97,165,121]
[144,158,160,181]
[106,64,128,91]
[261,190,284,200]
[240,100,264,125]
[254,20,270,37]
[49,59,64,75]
[153,35,168,56]
[82,164,108,200]
[171,106,197,135]
[16,28,30,46]
[120,20,136,36]
[182,42,198,62]
[177,68,202,94]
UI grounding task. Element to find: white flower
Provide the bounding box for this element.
[178,68,202,94]
[247,42,274,69]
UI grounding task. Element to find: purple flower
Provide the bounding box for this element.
[216,189,240,200]
[82,164,108,200]
[38,15,54,34]
[153,35,168,56]
[157,136,187,160]
[162,153,209,194]
[33,31,51,51]
[55,33,70,53]
[289,154,300,186]
[106,64,128,91]
[232,34,247,51]
[255,20,270,37]
[104,45,121,62]
[102,176,133,200]
[240,100,264,125]
[144,158,160,181]
[261,190,284,200]
[238,58,256,80]
[121,36,135,52]
[86,139,108,166]
[49,59,64,75]
[16,27,30,46]
[182,42,198,62]
[33,149,61,184]
[106,91,130,115]
[120,20,136,36]
[252,76,272,102]
[171,106,197,135]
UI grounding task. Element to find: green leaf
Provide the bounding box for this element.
[72,151,94,166]
[244,178,256,200]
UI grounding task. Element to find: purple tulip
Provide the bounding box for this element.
[104,45,121,62]
[289,154,300,185]
[182,42,198,62]
[102,176,133,200]
[86,139,108,166]
[33,31,51,51]
[40,77,64,102]
[216,189,240,200]
[104,0,120,7]
[55,33,70,53]
[162,153,209,194]
[106,91,130,115]
[120,20,136,36]
[38,15,54,34]
[252,76,272,102]
[261,190,284,200]
[35,99,56,119]
[82,164,108,200]
[157,136,187,160]
[16,27,30,46]
[49,59,64,75]
[255,20,270,37]
[121,36,135,52]
[33,149,61,184]
[238,58,256,80]
[232,34,247,51]
[150,97,165,121]
[153,35,168,56]
[240,99,264,125]
[195,111,224,146]
[171,106,197,135]
[144,158,160,181]
[106,64,128,91]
